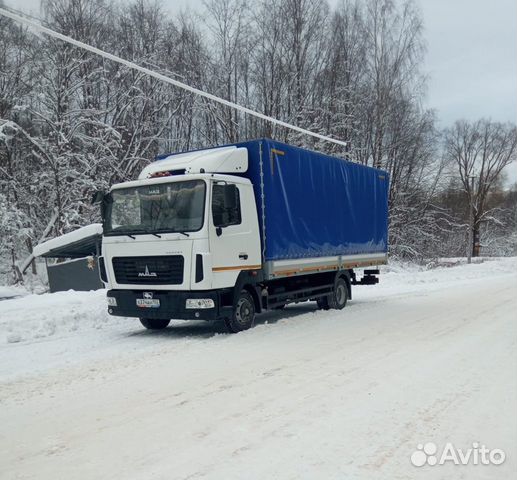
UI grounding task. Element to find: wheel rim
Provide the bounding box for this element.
[235,297,254,325]
[336,283,347,306]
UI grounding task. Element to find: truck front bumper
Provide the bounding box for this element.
[106,289,231,321]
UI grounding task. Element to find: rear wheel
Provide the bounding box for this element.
[317,277,348,310]
[225,290,256,333]
[139,318,170,330]
[328,277,348,310]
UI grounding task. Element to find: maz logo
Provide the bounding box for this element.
[138,265,157,278]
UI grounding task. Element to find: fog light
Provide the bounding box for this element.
[107,296,117,307]
[186,298,215,309]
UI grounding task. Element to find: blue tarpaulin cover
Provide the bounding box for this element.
[234,139,389,261]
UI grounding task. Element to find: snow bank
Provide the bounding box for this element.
[0,289,114,344]
[379,256,516,289]
[0,285,28,301]
[1,257,514,347]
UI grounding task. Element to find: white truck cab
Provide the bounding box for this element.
[99,146,265,331]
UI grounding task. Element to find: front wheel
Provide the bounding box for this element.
[225,290,256,333]
[140,318,171,330]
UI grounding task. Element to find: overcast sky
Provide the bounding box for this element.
[419,0,516,126]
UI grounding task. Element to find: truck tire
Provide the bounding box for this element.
[225,290,256,333]
[139,318,171,330]
[327,277,348,310]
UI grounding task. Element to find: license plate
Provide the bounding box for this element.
[136,298,160,308]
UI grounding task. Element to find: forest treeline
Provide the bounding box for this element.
[0,0,516,283]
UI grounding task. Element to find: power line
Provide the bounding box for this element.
[0,6,348,148]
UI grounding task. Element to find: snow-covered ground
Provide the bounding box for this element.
[0,258,516,479]
[0,284,28,301]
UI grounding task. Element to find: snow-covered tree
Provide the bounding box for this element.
[0,0,516,283]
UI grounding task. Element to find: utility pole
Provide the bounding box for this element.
[467,175,477,264]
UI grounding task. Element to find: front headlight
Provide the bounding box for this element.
[107,296,117,307]
[186,298,215,309]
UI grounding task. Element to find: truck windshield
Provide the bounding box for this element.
[104,180,206,236]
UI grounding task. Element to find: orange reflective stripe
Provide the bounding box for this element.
[212,265,262,272]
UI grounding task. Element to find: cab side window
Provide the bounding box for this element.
[212,183,241,227]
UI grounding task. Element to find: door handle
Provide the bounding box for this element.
[239,253,248,260]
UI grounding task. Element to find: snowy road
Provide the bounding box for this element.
[1,259,516,479]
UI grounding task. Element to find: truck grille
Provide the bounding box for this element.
[112,256,184,285]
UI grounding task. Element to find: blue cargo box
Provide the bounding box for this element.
[233,139,389,263]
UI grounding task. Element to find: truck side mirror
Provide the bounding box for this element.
[91,190,105,205]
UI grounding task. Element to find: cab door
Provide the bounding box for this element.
[209,180,261,289]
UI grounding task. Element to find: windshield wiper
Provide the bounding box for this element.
[138,228,162,238]
[108,227,136,239]
[146,231,189,237]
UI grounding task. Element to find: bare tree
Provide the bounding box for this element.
[202,0,251,142]
[445,119,517,259]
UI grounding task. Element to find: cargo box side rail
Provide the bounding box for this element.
[265,252,387,280]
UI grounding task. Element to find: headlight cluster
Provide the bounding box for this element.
[107,296,117,307]
[185,298,215,309]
